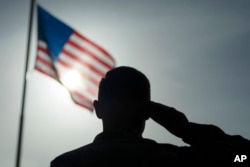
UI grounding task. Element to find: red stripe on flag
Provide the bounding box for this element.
[74,100,94,112]
[38,46,49,54]
[57,58,100,86]
[67,39,113,70]
[58,69,98,97]
[61,49,106,77]
[71,91,94,111]
[72,91,92,102]
[85,87,97,98]
[36,56,52,66]
[35,66,57,80]
[74,31,115,62]
[57,58,71,68]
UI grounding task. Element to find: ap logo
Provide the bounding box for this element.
[234,155,247,163]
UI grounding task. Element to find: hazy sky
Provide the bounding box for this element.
[0,0,249,167]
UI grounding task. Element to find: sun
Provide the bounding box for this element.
[60,70,83,91]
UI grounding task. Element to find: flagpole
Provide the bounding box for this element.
[15,0,36,167]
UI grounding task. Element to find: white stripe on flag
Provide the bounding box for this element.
[38,40,47,48]
[70,34,115,67]
[55,62,97,99]
[35,61,57,78]
[35,40,57,78]
[71,93,94,111]
[57,52,103,81]
[63,43,110,72]
[37,50,51,63]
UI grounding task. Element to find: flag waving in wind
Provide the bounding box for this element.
[35,5,115,111]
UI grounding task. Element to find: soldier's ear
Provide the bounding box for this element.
[144,101,151,120]
[94,100,102,119]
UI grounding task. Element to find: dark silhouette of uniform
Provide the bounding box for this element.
[51,66,250,167]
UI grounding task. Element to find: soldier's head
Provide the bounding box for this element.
[94,66,151,136]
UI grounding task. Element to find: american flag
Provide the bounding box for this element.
[35,5,115,111]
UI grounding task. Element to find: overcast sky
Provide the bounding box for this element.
[0,0,250,167]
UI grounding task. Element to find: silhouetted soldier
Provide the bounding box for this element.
[51,66,249,167]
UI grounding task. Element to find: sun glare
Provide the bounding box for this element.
[60,70,83,91]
